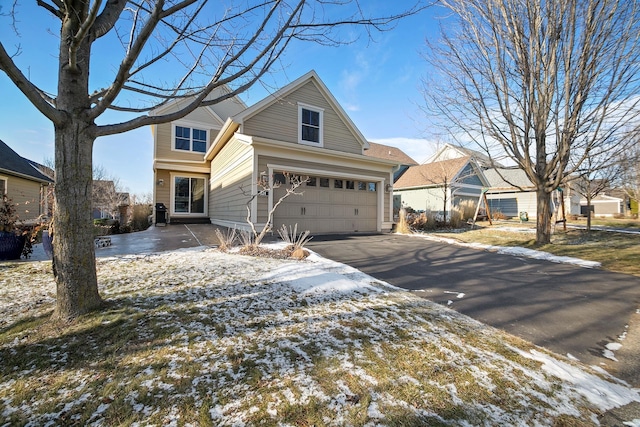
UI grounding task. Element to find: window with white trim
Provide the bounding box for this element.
[0,177,6,196]
[298,104,323,146]
[174,125,208,153]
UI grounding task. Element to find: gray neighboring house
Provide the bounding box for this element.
[393,155,488,216]
[580,193,624,217]
[0,139,53,222]
[484,168,582,219]
[483,167,538,219]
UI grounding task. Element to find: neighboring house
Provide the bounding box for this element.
[580,193,624,216]
[407,143,582,221]
[484,168,582,220]
[364,142,417,182]
[151,71,399,234]
[393,156,488,216]
[424,143,497,168]
[92,180,131,222]
[483,167,538,219]
[0,139,53,222]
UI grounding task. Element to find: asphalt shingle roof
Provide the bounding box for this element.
[0,139,53,183]
[395,157,470,189]
[483,167,533,189]
[364,142,418,165]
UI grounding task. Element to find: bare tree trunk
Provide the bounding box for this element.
[586,195,593,232]
[52,120,102,320]
[51,8,102,321]
[536,188,552,245]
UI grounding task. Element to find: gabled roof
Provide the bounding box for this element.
[425,143,496,168]
[149,85,246,126]
[585,194,623,202]
[364,142,417,165]
[483,167,534,189]
[395,156,471,189]
[0,139,53,184]
[231,70,370,150]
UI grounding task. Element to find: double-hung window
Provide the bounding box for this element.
[174,125,208,153]
[298,104,323,147]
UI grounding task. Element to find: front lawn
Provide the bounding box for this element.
[1,248,635,425]
[435,227,640,277]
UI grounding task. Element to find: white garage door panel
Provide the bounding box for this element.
[273,175,379,234]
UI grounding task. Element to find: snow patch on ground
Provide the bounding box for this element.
[1,246,638,425]
[409,232,602,268]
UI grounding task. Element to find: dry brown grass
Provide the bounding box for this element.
[438,227,640,277]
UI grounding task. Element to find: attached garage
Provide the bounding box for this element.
[273,174,379,234]
[204,71,398,234]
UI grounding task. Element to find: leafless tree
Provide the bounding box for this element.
[618,137,640,215]
[92,165,125,221]
[422,0,640,244]
[0,1,424,321]
[570,153,624,232]
[241,173,309,246]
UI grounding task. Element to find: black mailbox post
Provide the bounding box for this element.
[155,203,167,226]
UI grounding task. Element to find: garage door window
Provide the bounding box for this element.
[368,182,377,191]
[320,178,330,188]
[334,179,343,189]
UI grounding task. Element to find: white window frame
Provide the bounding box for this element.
[172,121,209,154]
[0,175,7,196]
[169,173,208,216]
[298,103,324,147]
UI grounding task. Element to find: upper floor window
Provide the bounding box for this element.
[298,104,323,147]
[174,125,207,153]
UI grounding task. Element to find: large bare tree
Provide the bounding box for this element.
[422,0,640,244]
[618,136,640,215]
[0,0,424,321]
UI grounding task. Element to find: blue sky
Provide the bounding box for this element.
[0,3,443,196]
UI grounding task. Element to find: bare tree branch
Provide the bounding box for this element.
[422,0,640,244]
[0,42,65,124]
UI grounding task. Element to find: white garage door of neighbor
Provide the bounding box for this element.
[273,176,378,234]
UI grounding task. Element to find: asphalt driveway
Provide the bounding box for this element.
[306,233,640,370]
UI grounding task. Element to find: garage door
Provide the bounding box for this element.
[273,175,378,234]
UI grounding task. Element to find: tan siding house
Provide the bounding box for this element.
[0,140,53,223]
[151,71,399,234]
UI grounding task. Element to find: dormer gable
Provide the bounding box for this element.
[231,71,370,155]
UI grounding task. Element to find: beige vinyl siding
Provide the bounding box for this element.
[243,81,363,155]
[5,176,46,221]
[155,122,220,161]
[155,170,172,209]
[206,100,245,120]
[184,107,216,124]
[209,139,255,223]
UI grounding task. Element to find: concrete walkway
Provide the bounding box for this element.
[27,224,223,262]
